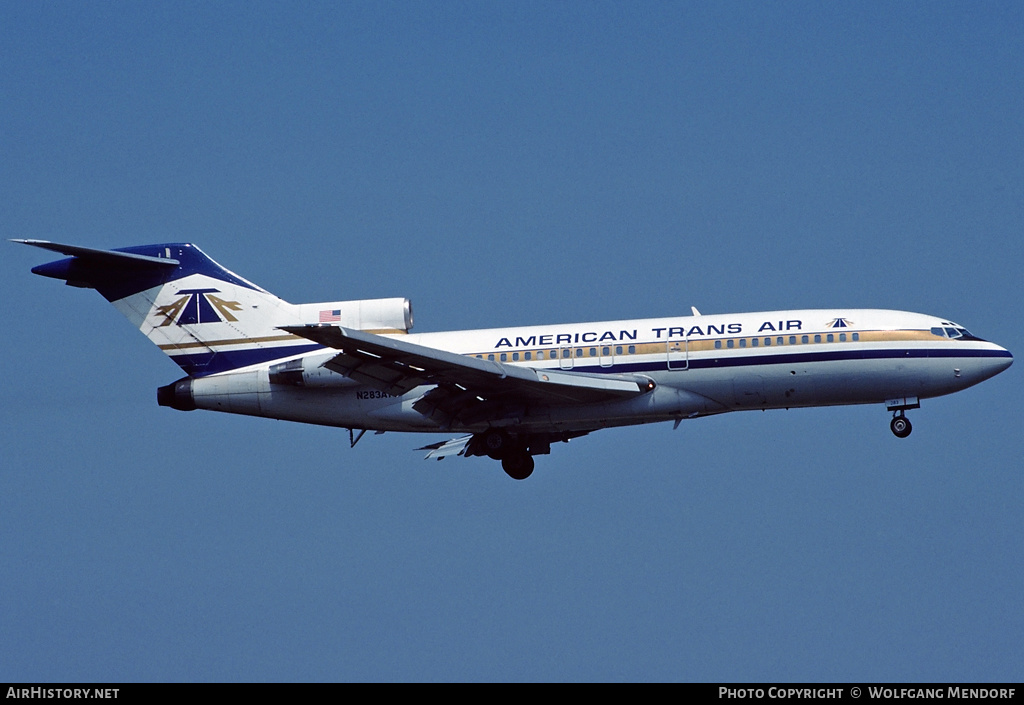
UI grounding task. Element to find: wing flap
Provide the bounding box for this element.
[418,435,473,460]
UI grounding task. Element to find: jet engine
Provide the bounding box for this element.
[297,297,413,333]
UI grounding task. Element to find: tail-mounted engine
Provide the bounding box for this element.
[296,297,413,334]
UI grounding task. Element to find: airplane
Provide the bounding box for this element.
[14,239,1013,480]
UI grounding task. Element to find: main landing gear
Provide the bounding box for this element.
[501,453,535,481]
[468,429,583,480]
[480,429,536,480]
[890,412,912,438]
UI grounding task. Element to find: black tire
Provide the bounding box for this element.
[890,415,912,438]
[483,429,508,460]
[501,452,535,480]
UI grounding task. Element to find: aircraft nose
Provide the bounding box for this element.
[953,343,1012,390]
[981,343,1013,379]
[995,346,1013,372]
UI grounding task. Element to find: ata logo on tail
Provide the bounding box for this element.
[156,288,243,326]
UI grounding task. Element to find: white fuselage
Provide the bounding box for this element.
[186,308,1013,435]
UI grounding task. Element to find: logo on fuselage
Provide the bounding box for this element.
[827,318,853,328]
[155,288,243,326]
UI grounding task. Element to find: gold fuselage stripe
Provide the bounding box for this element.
[158,333,302,351]
[158,327,946,357]
[157,328,407,351]
[469,329,947,361]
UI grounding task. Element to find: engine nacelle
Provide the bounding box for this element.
[296,297,413,333]
[157,377,195,411]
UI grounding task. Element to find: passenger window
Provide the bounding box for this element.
[500,353,508,362]
[801,335,809,344]
[512,352,519,361]
[616,346,623,355]
[764,338,771,346]
[827,334,834,343]
[715,340,722,349]
[602,346,610,356]
[576,348,584,357]
[727,339,734,348]
[739,339,746,348]
[814,334,821,343]
[751,338,759,347]
[589,347,597,356]
[789,336,797,345]
[487,354,495,361]
[628,345,636,354]
[839,333,846,342]
[777,337,784,346]
[852,333,860,341]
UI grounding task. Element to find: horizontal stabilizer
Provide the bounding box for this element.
[13,238,185,300]
[12,239,181,268]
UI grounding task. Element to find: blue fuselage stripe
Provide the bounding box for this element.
[170,344,323,377]
[174,343,1009,380]
[544,346,1011,376]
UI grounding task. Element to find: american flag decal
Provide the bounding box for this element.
[319,309,341,323]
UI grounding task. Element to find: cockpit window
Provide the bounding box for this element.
[932,325,981,341]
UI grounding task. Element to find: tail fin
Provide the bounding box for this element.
[15,240,319,376]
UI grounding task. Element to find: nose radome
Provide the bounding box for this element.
[984,345,1013,379]
[997,348,1013,371]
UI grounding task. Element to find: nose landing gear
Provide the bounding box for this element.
[886,396,919,439]
[890,412,912,438]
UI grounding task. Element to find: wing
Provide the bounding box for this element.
[280,324,654,427]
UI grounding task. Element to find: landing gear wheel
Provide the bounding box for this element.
[483,429,508,460]
[890,414,912,438]
[501,452,535,480]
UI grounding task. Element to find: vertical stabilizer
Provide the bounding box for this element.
[15,240,319,376]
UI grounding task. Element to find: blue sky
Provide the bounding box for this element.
[2,1,1022,682]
